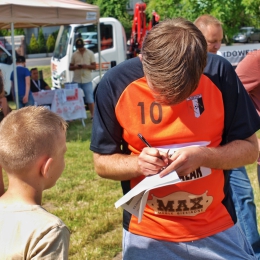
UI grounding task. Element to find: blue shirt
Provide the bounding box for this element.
[10,66,30,96]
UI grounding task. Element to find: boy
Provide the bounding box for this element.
[10,56,34,108]
[0,106,70,259]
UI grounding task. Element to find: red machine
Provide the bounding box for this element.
[128,3,160,58]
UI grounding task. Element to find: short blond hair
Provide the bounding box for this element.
[141,18,207,105]
[0,106,67,172]
[194,14,222,31]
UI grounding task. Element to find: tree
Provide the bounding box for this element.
[145,0,248,43]
[29,33,39,54]
[38,28,46,53]
[88,0,132,35]
[242,0,260,27]
[46,34,55,53]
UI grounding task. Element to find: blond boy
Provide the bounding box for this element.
[0,106,70,258]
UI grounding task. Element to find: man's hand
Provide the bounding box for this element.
[159,146,206,178]
[138,147,169,177]
[22,95,28,104]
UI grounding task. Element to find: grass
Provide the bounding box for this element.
[3,70,260,258]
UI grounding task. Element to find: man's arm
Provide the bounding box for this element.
[22,76,30,104]
[69,63,80,71]
[93,147,169,181]
[42,79,51,90]
[82,62,96,70]
[159,133,258,177]
[94,133,258,180]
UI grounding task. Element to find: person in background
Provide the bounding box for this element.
[69,38,96,120]
[10,56,34,109]
[194,14,223,55]
[0,70,11,117]
[195,14,260,258]
[0,106,70,258]
[30,67,51,92]
[236,50,260,184]
[91,18,260,259]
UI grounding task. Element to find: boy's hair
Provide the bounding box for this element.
[141,17,207,105]
[0,106,67,172]
[194,14,222,30]
[16,55,26,63]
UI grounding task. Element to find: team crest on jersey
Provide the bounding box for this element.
[186,94,204,118]
[147,191,213,216]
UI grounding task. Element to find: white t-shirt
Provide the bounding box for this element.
[0,204,70,259]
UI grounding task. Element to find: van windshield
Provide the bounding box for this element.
[74,24,113,53]
[53,25,72,59]
[53,23,114,59]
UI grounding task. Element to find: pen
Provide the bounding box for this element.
[137,133,152,148]
[138,133,170,170]
[137,133,170,155]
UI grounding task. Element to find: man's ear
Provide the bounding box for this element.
[139,54,142,62]
[41,158,53,179]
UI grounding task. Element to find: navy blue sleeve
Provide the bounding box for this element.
[90,57,143,154]
[204,53,260,144]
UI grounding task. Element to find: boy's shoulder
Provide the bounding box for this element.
[0,204,69,232]
[0,204,70,258]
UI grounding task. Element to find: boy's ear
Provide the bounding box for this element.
[139,54,143,62]
[41,158,53,179]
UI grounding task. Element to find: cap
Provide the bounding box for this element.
[75,38,84,48]
[16,56,25,63]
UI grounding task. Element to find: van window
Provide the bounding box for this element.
[74,24,113,54]
[0,47,9,64]
[53,25,72,59]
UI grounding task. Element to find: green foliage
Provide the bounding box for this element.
[242,0,260,27]
[51,30,59,41]
[14,28,24,35]
[46,34,55,53]
[0,30,10,37]
[29,33,39,54]
[38,28,46,53]
[91,0,132,34]
[145,0,259,44]
[0,29,24,37]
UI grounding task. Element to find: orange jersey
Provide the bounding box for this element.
[90,54,260,242]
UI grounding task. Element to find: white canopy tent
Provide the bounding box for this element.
[0,0,100,108]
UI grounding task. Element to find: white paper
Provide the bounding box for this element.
[115,141,211,223]
[115,170,181,222]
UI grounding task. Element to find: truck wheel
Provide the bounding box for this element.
[247,37,252,43]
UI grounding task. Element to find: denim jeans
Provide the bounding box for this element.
[229,167,260,259]
[77,82,94,104]
[18,92,34,108]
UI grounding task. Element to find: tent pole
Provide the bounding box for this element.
[97,18,101,81]
[11,23,19,109]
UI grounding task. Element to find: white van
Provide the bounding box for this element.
[51,17,127,90]
[0,45,13,96]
